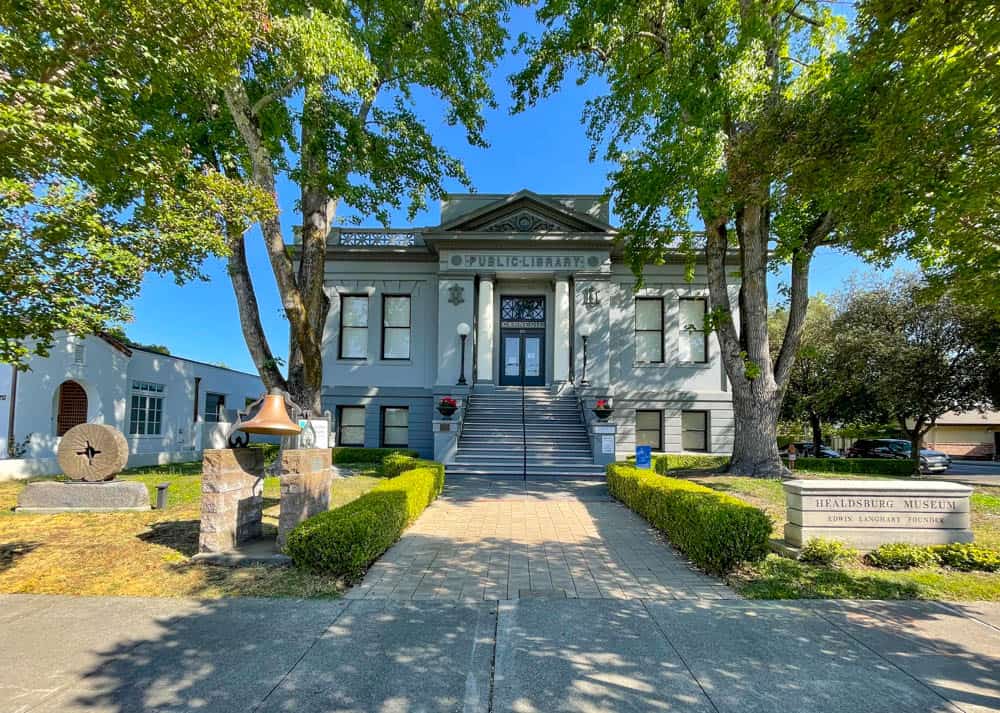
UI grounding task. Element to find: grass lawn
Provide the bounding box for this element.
[0,463,383,599]
[685,468,1000,601]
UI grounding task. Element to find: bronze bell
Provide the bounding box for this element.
[237,393,302,436]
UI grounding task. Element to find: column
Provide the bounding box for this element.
[553,277,570,383]
[476,275,495,384]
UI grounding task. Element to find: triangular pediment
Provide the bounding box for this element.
[436,190,613,234]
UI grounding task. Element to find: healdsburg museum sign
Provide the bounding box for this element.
[783,479,973,550]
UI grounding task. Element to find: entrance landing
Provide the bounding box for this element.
[346,476,735,601]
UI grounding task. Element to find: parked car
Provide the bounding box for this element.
[847,438,950,473]
[779,442,843,459]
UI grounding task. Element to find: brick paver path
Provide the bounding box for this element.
[347,476,736,601]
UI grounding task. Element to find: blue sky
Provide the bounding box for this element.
[126,5,907,374]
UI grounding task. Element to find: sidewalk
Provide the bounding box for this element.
[1,594,997,712]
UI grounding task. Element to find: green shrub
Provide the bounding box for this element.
[786,457,915,476]
[865,543,938,570]
[286,461,444,579]
[330,447,418,464]
[932,543,1000,572]
[606,462,771,575]
[380,453,418,478]
[653,454,730,474]
[249,442,280,465]
[799,538,858,567]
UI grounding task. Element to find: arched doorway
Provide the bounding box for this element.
[56,380,88,436]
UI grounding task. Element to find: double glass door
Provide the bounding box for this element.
[500,329,545,386]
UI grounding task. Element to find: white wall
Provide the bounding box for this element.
[1,333,264,479]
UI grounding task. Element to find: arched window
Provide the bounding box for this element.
[56,381,88,436]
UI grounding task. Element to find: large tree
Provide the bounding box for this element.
[834,278,995,474]
[512,0,998,476]
[0,0,264,366]
[3,0,511,413]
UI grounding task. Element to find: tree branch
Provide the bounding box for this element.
[788,8,822,27]
[705,219,745,385]
[251,73,302,117]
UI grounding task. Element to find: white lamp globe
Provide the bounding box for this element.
[456,322,471,337]
[578,324,593,338]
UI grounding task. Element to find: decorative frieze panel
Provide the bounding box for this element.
[337,231,420,247]
[482,210,568,233]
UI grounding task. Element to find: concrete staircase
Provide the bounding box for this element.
[447,385,605,477]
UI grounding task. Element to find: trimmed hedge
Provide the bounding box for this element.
[785,457,915,476]
[330,447,419,464]
[933,543,1000,572]
[248,442,280,465]
[653,454,730,474]
[606,463,772,575]
[380,453,418,478]
[286,460,444,579]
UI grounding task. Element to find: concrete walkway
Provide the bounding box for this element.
[0,594,998,712]
[348,476,733,601]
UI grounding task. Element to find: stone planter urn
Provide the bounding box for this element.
[437,397,458,420]
[592,399,613,422]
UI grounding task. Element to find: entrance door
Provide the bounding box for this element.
[500,329,546,386]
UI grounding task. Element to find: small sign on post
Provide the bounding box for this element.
[635,445,652,470]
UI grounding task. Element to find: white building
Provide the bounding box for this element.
[0,332,265,478]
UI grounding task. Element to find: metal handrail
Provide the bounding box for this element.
[521,364,527,481]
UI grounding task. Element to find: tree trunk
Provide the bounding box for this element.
[728,376,786,477]
[809,411,823,456]
[901,415,926,476]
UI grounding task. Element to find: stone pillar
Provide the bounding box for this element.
[590,421,617,467]
[277,448,333,549]
[199,448,264,554]
[433,417,462,463]
[553,277,570,384]
[476,275,495,384]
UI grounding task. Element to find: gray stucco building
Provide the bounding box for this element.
[320,190,736,474]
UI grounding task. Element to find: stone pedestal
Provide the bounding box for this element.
[16,480,149,513]
[783,479,973,550]
[277,449,333,549]
[433,419,460,463]
[590,421,617,466]
[198,448,264,554]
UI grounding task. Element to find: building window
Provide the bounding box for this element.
[636,410,663,451]
[682,411,709,452]
[381,295,411,360]
[635,298,664,363]
[339,295,369,359]
[205,393,226,422]
[73,343,85,365]
[338,406,365,446]
[381,407,409,447]
[129,381,164,435]
[679,298,708,363]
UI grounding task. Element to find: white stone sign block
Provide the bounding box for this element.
[783,479,973,550]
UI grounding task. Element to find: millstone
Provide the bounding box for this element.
[56,424,128,482]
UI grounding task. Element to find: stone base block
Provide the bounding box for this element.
[16,480,150,513]
[277,448,333,550]
[784,523,974,550]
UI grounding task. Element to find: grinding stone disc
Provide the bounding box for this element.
[57,424,129,482]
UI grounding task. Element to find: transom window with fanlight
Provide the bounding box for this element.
[500,295,545,326]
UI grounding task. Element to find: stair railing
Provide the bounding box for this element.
[520,362,527,481]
